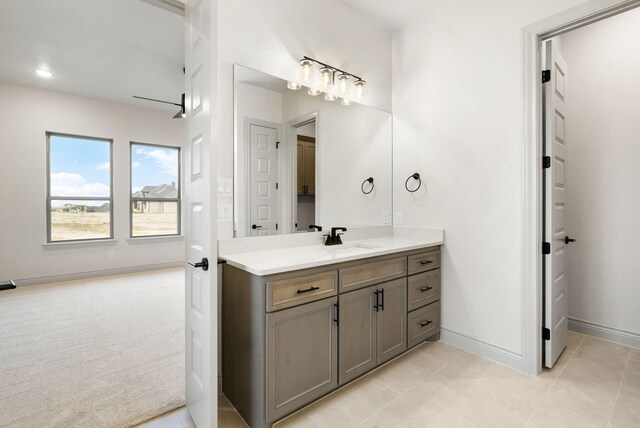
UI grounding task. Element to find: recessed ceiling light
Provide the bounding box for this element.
[35,69,53,78]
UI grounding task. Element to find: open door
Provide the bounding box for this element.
[184,0,217,425]
[543,39,568,368]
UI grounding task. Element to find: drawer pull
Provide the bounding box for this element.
[296,286,320,294]
[419,286,434,292]
[419,320,433,327]
[420,260,434,265]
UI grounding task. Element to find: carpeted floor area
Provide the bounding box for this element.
[0,268,185,428]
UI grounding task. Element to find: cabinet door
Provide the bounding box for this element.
[297,142,305,195]
[339,286,377,385]
[266,297,338,422]
[376,278,407,365]
[304,142,316,195]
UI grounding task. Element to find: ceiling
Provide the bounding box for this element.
[338,0,434,30]
[0,0,184,113]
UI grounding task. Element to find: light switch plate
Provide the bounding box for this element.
[395,211,403,225]
[217,203,232,222]
[217,178,232,196]
[382,211,390,224]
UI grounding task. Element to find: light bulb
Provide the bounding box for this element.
[299,59,314,84]
[354,79,367,99]
[337,74,350,97]
[287,81,301,90]
[340,98,352,106]
[308,88,322,96]
[325,92,337,102]
[319,67,334,93]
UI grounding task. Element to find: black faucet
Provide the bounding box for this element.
[325,227,347,246]
[309,224,323,232]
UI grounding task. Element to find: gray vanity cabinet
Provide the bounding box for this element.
[375,278,407,365]
[266,297,338,422]
[338,286,377,384]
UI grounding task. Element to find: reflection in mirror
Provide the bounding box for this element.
[234,65,393,238]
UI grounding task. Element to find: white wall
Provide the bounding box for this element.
[559,8,640,339]
[392,0,593,358]
[0,82,185,283]
[217,0,393,238]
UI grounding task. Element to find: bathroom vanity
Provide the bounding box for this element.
[220,231,442,427]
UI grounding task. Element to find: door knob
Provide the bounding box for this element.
[188,258,209,271]
[565,236,576,244]
[252,224,262,230]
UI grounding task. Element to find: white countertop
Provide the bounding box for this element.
[219,229,443,276]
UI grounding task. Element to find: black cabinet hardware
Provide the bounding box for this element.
[252,224,262,230]
[296,286,320,294]
[419,260,433,265]
[565,236,576,244]
[380,288,384,311]
[334,303,339,325]
[374,290,379,312]
[188,258,209,271]
[419,286,433,292]
[419,320,433,328]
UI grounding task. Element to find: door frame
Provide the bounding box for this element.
[522,0,640,375]
[286,112,319,233]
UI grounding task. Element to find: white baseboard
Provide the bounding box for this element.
[569,317,640,350]
[15,262,185,287]
[440,328,523,371]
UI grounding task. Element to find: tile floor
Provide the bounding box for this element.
[141,332,640,428]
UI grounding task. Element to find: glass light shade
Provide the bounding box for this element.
[340,97,352,106]
[337,74,350,97]
[299,59,314,84]
[354,79,367,99]
[287,81,302,90]
[324,92,337,102]
[308,88,322,96]
[319,67,334,93]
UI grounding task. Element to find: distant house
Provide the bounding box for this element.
[132,183,178,214]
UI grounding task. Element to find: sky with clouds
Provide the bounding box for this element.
[49,136,178,205]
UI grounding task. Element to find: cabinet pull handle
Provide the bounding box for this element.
[334,303,339,326]
[373,290,379,312]
[297,286,320,294]
[420,260,433,265]
[380,288,384,311]
[419,286,433,292]
[419,320,433,327]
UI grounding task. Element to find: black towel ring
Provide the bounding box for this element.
[405,173,421,193]
[361,177,374,195]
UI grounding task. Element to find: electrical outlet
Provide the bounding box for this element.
[382,211,390,224]
[395,211,403,225]
[107,251,114,260]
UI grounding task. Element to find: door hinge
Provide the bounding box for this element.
[276,182,279,190]
[276,141,280,149]
[542,327,551,340]
[542,242,551,255]
[275,223,278,230]
[542,70,551,83]
[543,156,551,169]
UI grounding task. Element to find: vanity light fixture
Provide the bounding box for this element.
[298,56,366,105]
[35,68,53,78]
[287,81,301,90]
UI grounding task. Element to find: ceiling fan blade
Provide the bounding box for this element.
[173,109,184,119]
[133,95,181,107]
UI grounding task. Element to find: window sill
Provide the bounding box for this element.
[127,235,184,243]
[42,239,117,248]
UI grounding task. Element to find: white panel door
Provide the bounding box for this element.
[249,124,279,236]
[544,39,568,369]
[184,0,217,425]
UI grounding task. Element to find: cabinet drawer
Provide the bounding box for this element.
[266,270,337,312]
[407,249,440,275]
[339,256,406,293]
[407,269,440,311]
[407,302,440,348]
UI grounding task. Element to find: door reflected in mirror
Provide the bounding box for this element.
[234,64,392,238]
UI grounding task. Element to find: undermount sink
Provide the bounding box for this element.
[328,243,379,255]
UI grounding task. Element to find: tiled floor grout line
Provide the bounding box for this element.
[605,350,632,428]
[360,349,466,427]
[522,333,585,426]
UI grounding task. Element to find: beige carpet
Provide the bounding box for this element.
[0,268,185,428]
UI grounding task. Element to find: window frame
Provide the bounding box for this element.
[129,141,182,239]
[46,132,114,243]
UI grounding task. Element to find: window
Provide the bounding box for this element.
[47,133,113,242]
[130,143,181,237]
